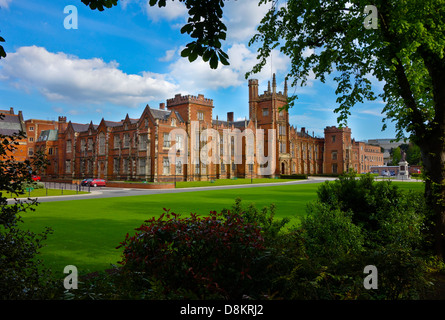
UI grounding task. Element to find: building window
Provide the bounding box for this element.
[139,134,148,150]
[29,126,34,131]
[175,135,183,152]
[163,133,170,148]
[88,138,93,151]
[198,111,204,121]
[123,133,130,148]
[98,133,105,155]
[80,139,86,151]
[331,150,337,160]
[176,159,182,174]
[262,108,269,116]
[113,158,120,174]
[114,135,121,149]
[65,160,71,174]
[332,163,338,174]
[139,158,146,175]
[163,158,170,175]
[28,148,34,156]
[123,158,129,174]
[171,118,176,127]
[332,135,336,143]
[29,137,34,142]
[48,148,53,155]
[66,140,72,153]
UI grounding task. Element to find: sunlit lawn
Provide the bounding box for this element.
[21,180,424,276]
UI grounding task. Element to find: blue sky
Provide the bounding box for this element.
[0,0,397,141]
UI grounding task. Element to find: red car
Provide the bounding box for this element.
[32,175,41,181]
[89,179,106,187]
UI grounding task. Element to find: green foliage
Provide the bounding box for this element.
[282,171,432,299]
[82,0,229,69]
[0,125,56,299]
[117,206,268,299]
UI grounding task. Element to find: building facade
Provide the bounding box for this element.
[3,75,384,181]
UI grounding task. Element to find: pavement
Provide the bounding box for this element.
[6,177,337,204]
[6,176,420,204]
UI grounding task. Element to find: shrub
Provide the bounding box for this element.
[117,208,267,299]
[282,171,432,300]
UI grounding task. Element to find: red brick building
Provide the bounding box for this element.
[13,74,383,181]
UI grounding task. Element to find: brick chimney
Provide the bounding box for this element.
[227,112,234,123]
[159,103,165,110]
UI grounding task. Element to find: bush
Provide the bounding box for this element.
[117,208,267,299]
[282,171,432,300]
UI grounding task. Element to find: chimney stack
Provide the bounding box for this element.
[159,103,165,110]
[227,112,234,123]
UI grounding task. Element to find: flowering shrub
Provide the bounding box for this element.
[117,208,266,299]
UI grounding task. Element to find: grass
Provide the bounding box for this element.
[3,189,89,198]
[21,180,425,276]
[175,178,302,188]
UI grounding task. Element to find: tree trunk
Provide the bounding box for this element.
[419,132,445,260]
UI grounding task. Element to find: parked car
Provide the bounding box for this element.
[89,179,106,187]
[81,178,93,186]
[32,175,41,181]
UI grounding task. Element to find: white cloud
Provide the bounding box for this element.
[158,48,177,62]
[223,0,270,43]
[144,0,187,22]
[0,0,12,9]
[0,46,179,107]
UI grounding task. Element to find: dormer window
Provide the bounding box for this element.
[171,118,176,127]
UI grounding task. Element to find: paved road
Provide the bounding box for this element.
[7,176,419,204]
[7,177,337,204]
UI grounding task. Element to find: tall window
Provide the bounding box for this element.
[88,138,93,151]
[123,133,130,148]
[98,133,105,155]
[175,135,183,152]
[198,111,204,121]
[113,158,120,174]
[114,135,120,149]
[66,140,72,153]
[176,159,182,174]
[163,133,170,148]
[139,134,148,150]
[65,160,71,173]
[123,158,129,174]
[139,158,146,176]
[331,150,338,160]
[163,158,170,175]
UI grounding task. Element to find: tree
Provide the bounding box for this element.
[390,147,402,166]
[80,0,229,69]
[245,0,445,260]
[4,0,444,259]
[0,120,54,299]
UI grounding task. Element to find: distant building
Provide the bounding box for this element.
[3,74,383,181]
[0,108,27,162]
[367,138,407,165]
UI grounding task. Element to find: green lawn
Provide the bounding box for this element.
[3,188,89,198]
[175,178,302,188]
[21,180,425,276]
